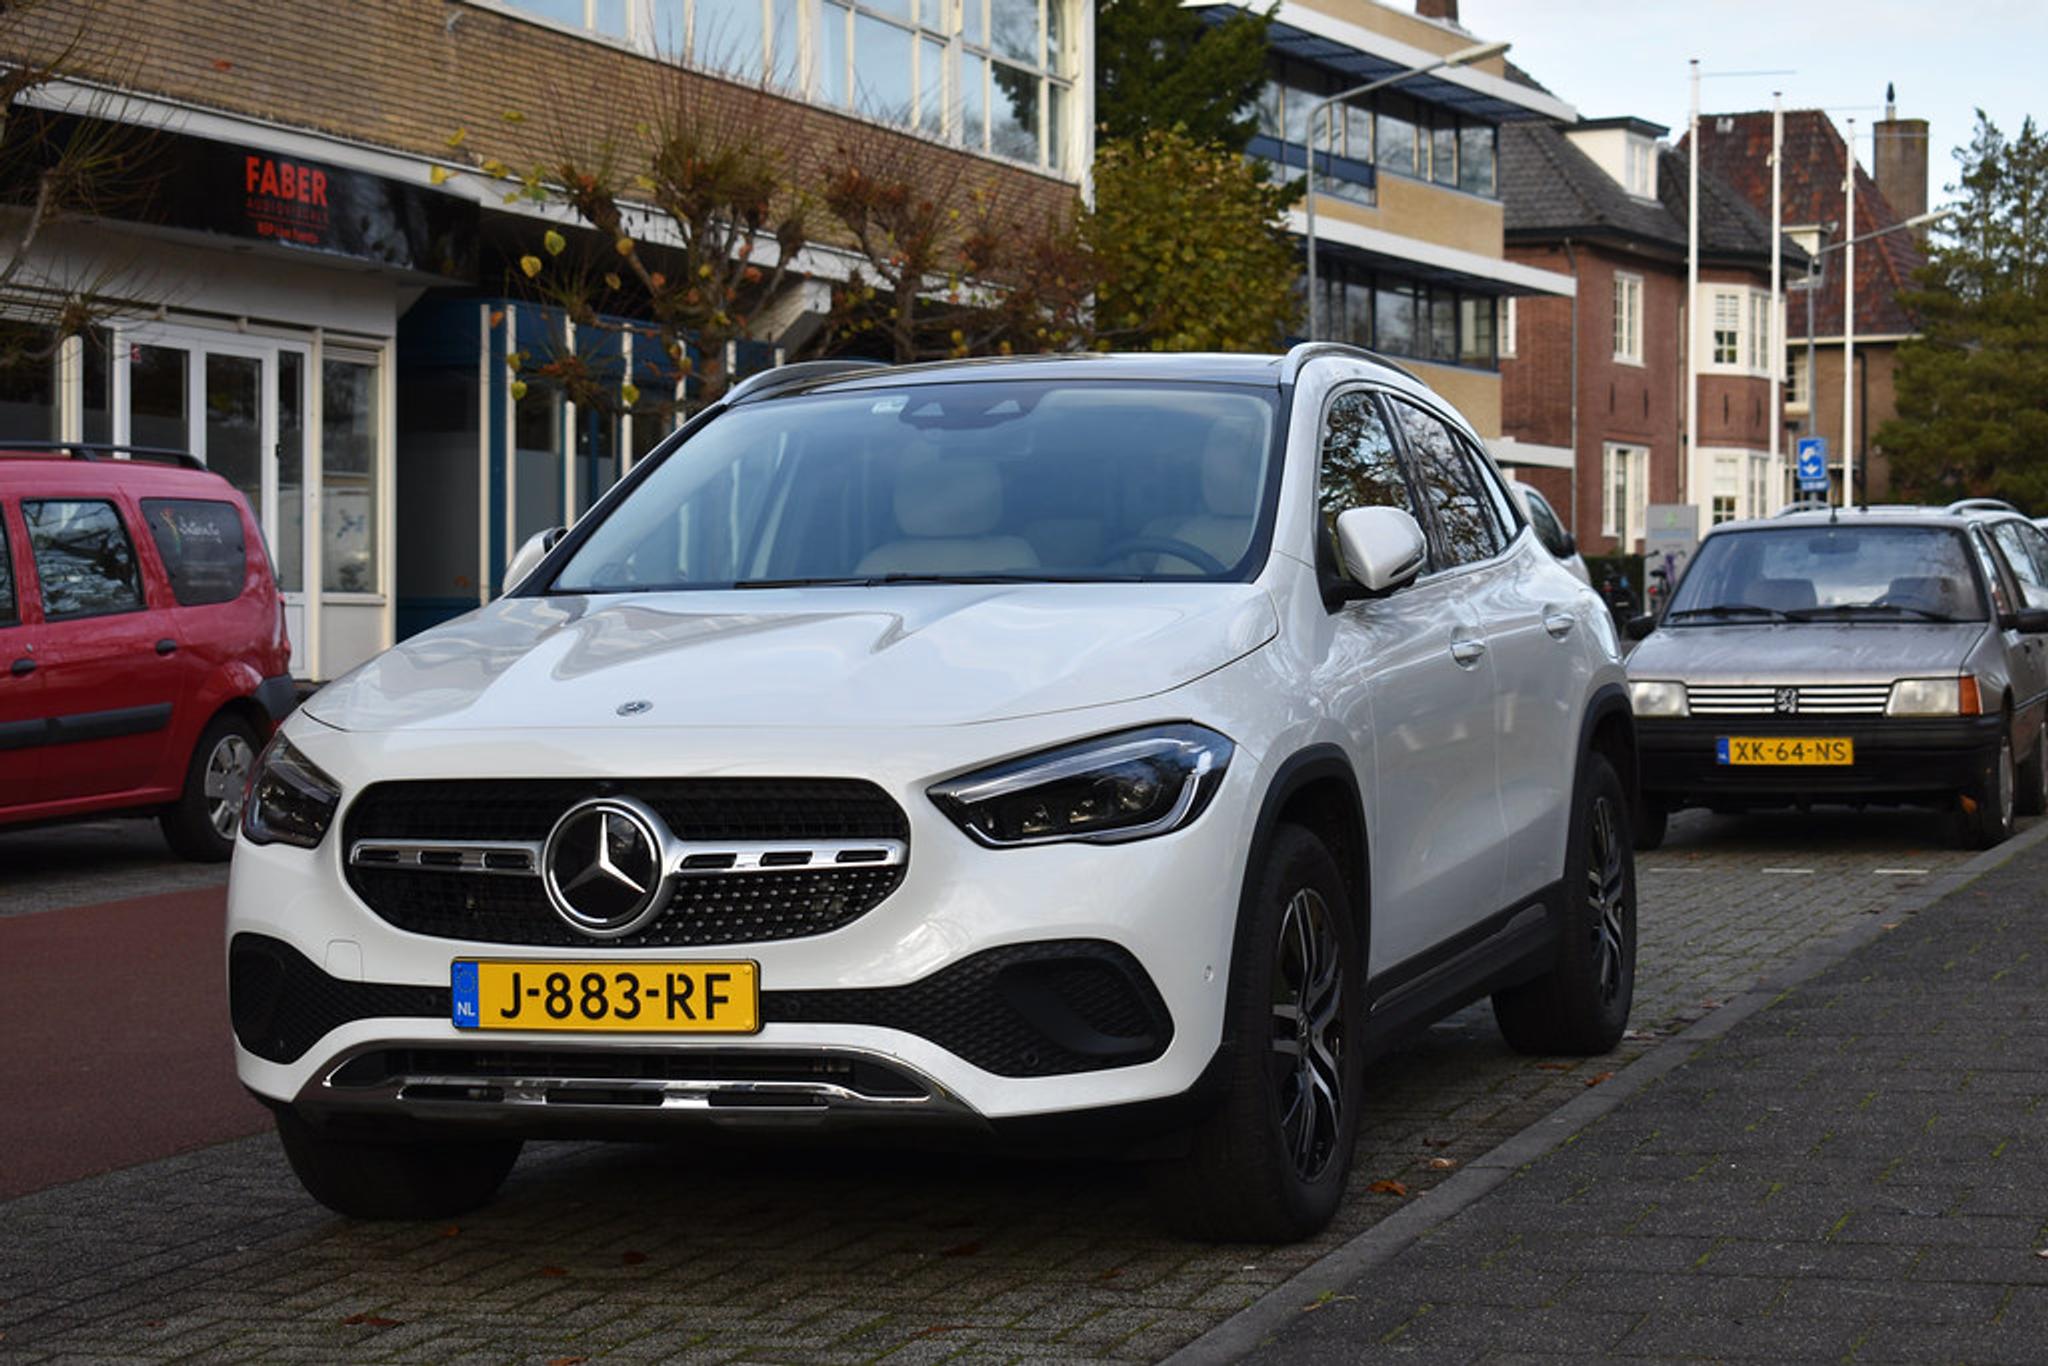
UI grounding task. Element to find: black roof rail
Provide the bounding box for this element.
[0,441,207,471]
[723,359,891,405]
[1280,341,1422,387]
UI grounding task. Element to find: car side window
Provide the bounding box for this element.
[1967,526,2015,617]
[0,510,16,629]
[1389,399,1505,568]
[1523,488,1570,557]
[1318,389,1417,524]
[141,498,248,607]
[1991,521,2048,609]
[23,499,145,621]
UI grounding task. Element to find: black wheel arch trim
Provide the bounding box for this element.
[1576,681,1639,796]
[1231,744,1370,1009]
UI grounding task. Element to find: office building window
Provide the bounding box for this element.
[1612,272,1643,364]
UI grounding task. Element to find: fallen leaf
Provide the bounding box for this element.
[621,1250,647,1266]
[440,1225,460,1238]
[429,166,452,186]
[1622,1029,1657,1041]
[1099,1267,1123,1281]
[1367,1179,1409,1197]
[547,1357,588,1366]
[212,58,233,72]
[1422,1137,1453,1148]
[1427,1157,1457,1171]
[2036,1249,2048,1260]
[538,1265,568,1278]
[1584,1071,1615,1088]
[339,1313,401,1328]
[145,1320,165,1329]
[939,1240,982,1258]
[1534,1062,1573,1072]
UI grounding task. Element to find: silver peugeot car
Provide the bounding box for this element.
[1626,505,2048,849]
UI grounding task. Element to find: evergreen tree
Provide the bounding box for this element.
[1095,0,1275,152]
[1882,112,2048,507]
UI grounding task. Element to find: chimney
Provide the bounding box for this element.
[1417,0,1460,21]
[1873,82,1929,228]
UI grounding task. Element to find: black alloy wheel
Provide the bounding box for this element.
[1270,886,1346,1184]
[1494,751,1637,1056]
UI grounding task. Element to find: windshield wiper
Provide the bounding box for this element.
[1784,603,1961,623]
[1665,604,1794,622]
[732,572,1149,589]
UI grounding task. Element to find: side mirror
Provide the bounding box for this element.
[1624,613,1657,641]
[1334,506,1427,596]
[2005,608,2048,634]
[501,526,566,596]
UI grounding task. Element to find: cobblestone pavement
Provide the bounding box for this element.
[0,808,1995,1363]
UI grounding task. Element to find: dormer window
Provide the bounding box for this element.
[1625,135,1655,197]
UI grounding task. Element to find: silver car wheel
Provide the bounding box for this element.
[204,733,257,839]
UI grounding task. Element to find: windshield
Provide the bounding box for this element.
[551,380,1280,592]
[1665,525,1986,623]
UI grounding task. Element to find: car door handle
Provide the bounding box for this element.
[8,657,31,677]
[155,638,178,656]
[1450,638,1487,668]
[1543,611,1577,640]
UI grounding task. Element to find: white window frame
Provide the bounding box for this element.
[1602,442,1647,546]
[1785,347,1809,410]
[1709,289,1741,367]
[1500,296,1517,359]
[1624,135,1654,198]
[1612,272,1643,366]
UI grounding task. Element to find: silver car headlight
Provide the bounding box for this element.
[1886,676,1982,717]
[241,735,343,848]
[929,723,1234,847]
[1628,680,1690,718]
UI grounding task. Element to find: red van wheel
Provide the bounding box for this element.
[161,715,260,861]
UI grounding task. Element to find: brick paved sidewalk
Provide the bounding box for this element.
[1243,826,2048,1362]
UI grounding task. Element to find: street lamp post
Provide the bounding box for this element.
[1787,207,1944,506]
[1303,40,1509,341]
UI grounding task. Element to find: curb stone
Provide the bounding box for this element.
[1161,816,2048,1365]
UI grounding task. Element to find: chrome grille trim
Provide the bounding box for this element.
[348,840,544,875]
[1687,683,1892,717]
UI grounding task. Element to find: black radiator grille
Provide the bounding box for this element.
[341,778,909,947]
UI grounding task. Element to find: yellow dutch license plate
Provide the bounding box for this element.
[1717,736,1854,766]
[450,960,759,1033]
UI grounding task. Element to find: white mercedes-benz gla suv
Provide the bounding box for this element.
[230,344,1638,1241]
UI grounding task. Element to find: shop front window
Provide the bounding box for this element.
[130,344,188,451]
[0,325,59,442]
[321,358,379,594]
[276,352,306,592]
[204,354,263,533]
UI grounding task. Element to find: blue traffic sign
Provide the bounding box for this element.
[1796,437,1829,491]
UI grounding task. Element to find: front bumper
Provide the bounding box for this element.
[1637,714,2003,806]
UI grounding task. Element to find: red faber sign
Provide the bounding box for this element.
[243,154,331,246]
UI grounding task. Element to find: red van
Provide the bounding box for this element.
[0,447,293,860]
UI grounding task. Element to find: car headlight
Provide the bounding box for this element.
[928,723,1234,847]
[1886,676,1982,717]
[241,735,342,848]
[1629,680,1689,718]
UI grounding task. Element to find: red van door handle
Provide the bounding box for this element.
[155,638,178,656]
[8,657,32,677]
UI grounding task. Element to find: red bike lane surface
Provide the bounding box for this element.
[0,886,269,1200]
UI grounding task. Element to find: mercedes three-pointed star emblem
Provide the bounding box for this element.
[541,797,671,938]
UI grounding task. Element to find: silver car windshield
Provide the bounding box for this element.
[1666,525,1987,624]
[551,381,1279,592]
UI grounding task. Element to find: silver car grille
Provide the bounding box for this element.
[1687,683,1892,716]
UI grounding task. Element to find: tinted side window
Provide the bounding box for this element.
[1522,487,1571,557]
[0,511,15,628]
[141,498,247,607]
[1967,526,2014,616]
[23,499,145,620]
[1318,390,1415,522]
[1390,400,1505,567]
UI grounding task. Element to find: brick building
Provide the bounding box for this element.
[1692,101,1929,505]
[1497,115,1805,559]
[0,0,1091,678]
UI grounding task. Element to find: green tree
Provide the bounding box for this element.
[1881,112,2048,507]
[1083,127,1300,351]
[1095,0,1275,153]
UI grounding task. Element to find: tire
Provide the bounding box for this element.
[2017,722,2047,818]
[1493,752,1637,1056]
[1149,825,1364,1242]
[159,714,261,862]
[1635,798,1670,852]
[1960,725,2017,850]
[276,1109,522,1220]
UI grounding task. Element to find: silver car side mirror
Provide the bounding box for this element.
[501,526,566,596]
[1335,506,1427,594]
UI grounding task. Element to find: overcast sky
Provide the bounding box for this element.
[1455,0,2047,206]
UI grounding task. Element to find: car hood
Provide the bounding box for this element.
[303,584,1280,733]
[1628,621,1989,682]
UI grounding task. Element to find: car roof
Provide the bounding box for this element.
[0,451,238,497]
[723,345,1430,406]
